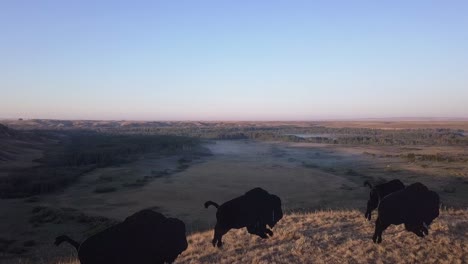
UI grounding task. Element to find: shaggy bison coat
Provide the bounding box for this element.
[205,187,283,247]
[55,210,188,264]
[372,182,440,243]
[364,179,405,220]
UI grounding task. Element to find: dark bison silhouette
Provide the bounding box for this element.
[364,179,405,220]
[55,209,188,264]
[205,187,283,248]
[372,182,440,243]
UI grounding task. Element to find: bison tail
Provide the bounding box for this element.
[55,235,80,252]
[364,181,373,189]
[204,201,219,209]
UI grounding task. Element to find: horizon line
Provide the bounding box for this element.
[1,117,468,122]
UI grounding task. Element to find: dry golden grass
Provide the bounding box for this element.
[176,209,468,264]
[33,209,467,264]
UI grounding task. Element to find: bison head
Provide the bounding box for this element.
[365,189,379,220]
[405,190,440,238]
[422,191,440,228]
[162,218,188,263]
[267,195,283,228]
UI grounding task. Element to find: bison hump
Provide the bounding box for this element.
[124,209,167,225]
[245,187,269,197]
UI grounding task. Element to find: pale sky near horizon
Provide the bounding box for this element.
[1,1,467,121]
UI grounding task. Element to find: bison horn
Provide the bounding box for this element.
[423,222,429,229]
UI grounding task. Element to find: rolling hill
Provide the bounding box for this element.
[11,209,466,264]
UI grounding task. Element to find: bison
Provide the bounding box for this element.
[205,187,283,248]
[55,209,188,264]
[372,182,440,243]
[364,179,405,220]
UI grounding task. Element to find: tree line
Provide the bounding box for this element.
[0,131,199,198]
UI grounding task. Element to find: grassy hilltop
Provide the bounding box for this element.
[25,209,468,264]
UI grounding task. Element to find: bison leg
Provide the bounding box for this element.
[415,229,425,238]
[372,225,379,243]
[247,220,271,239]
[213,224,229,248]
[421,225,429,236]
[247,223,259,235]
[248,224,268,238]
[373,217,389,244]
[365,210,372,221]
[409,226,425,238]
[258,231,268,239]
[255,223,270,239]
[405,223,426,238]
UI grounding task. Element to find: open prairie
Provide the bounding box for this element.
[43,140,468,226]
[1,121,467,263]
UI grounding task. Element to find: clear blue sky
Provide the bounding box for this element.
[1,0,467,120]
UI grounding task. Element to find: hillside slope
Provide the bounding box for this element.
[33,209,468,264]
[177,209,467,264]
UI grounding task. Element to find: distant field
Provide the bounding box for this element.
[318,120,468,130]
[3,119,467,147]
[2,119,468,130]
